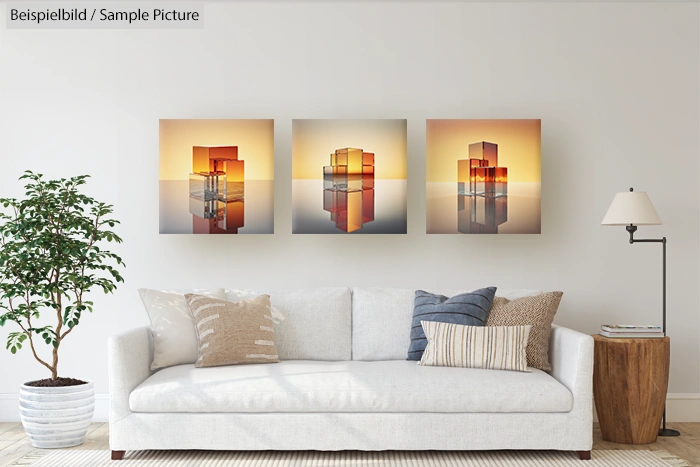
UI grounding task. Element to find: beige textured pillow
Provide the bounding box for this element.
[419,321,531,372]
[486,292,563,371]
[184,294,279,368]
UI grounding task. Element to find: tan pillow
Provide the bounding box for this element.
[419,321,531,372]
[184,294,279,368]
[486,292,563,371]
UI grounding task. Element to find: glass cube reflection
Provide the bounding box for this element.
[458,195,508,234]
[324,174,365,192]
[190,198,245,234]
[323,183,375,233]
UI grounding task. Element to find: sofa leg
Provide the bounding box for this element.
[111,451,125,460]
[576,451,591,460]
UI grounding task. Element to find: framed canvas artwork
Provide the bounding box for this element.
[426,119,541,234]
[159,119,274,234]
[292,119,407,234]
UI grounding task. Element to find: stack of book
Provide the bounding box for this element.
[598,325,664,338]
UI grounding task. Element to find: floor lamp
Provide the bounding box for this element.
[601,187,680,437]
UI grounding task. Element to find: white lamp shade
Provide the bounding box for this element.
[601,190,662,226]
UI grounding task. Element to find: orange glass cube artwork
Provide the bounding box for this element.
[192,146,239,173]
[322,147,376,232]
[458,141,507,198]
[469,141,498,167]
[458,159,486,195]
[474,167,495,197]
[189,146,245,203]
[325,147,375,176]
[494,167,508,197]
[324,165,348,176]
[222,160,245,183]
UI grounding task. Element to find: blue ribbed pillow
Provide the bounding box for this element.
[407,287,497,361]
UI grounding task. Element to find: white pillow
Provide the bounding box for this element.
[138,288,225,370]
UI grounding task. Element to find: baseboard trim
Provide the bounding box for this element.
[667,393,700,400]
[666,393,700,423]
[0,393,110,422]
[2,393,700,423]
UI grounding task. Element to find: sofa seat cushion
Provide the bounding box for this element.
[129,360,572,414]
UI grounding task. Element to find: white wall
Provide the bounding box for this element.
[0,1,698,421]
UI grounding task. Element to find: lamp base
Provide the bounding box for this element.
[658,428,681,437]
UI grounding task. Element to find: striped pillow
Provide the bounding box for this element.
[407,288,497,361]
[184,294,279,368]
[419,321,531,372]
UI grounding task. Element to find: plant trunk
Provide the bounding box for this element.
[53,285,61,381]
[51,345,58,380]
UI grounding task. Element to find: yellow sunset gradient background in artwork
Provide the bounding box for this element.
[426,119,541,183]
[292,119,407,180]
[159,119,274,181]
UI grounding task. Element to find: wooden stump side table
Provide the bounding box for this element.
[592,334,670,444]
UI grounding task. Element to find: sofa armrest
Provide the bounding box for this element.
[108,326,154,425]
[548,325,594,411]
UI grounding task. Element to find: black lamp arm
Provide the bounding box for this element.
[626,224,665,244]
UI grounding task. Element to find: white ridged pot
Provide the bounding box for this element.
[19,381,94,448]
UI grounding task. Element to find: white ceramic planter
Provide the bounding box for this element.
[19,381,94,449]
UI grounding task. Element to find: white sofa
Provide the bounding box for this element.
[108,287,594,460]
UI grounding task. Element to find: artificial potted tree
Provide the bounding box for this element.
[0,172,124,448]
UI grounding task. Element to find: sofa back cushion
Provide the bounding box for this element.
[225,287,351,361]
[352,287,542,361]
[138,288,225,370]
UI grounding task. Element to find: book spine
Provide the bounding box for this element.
[601,327,661,333]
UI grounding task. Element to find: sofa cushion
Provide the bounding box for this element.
[407,288,496,360]
[352,288,543,361]
[138,288,225,370]
[185,294,279,368]
[419,322,531,372]
[225,288,351,361]
[487,292,564,371]
[129,360,572,414]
